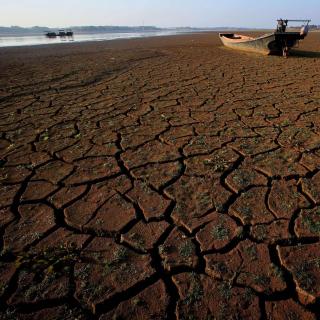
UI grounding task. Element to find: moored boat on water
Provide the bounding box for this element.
[58,29,67,37]
[66,30,74,36]
[219,19,311,57]
[45,29,74,38]
[45,32,57,38]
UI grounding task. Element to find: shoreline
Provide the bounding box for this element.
[0,31,217,51]
[0,30,213,49]
[0,29,274,50]
[0,31,204,50]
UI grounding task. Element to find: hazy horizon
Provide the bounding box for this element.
[1,0,319,29]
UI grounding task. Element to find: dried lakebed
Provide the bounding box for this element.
[0,33,320,319]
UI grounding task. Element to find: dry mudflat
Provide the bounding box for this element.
[0,32,320,319]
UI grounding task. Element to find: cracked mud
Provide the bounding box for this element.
[0,32,320,319]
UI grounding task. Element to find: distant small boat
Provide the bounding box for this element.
[45,29,74,38]
[219,19,311,57]
[45,32,57,38]
[58,29,67,37]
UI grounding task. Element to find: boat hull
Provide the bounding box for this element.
[45,32,57,38]
[219,32,304,55]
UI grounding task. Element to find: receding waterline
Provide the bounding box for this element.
[0,31,186,48]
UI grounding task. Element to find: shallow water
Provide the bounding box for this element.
[0,31,185,48]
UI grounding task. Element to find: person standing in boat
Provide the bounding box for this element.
[277,19,288,32]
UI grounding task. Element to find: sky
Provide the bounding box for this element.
[1,0,319,28]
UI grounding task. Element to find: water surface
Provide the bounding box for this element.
[0,31,186,48]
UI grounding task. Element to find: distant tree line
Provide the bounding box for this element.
[308,25,320,30]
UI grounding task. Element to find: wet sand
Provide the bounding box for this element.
[0,32,320,319]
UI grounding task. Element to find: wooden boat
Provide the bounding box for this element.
[219,19,311,57]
